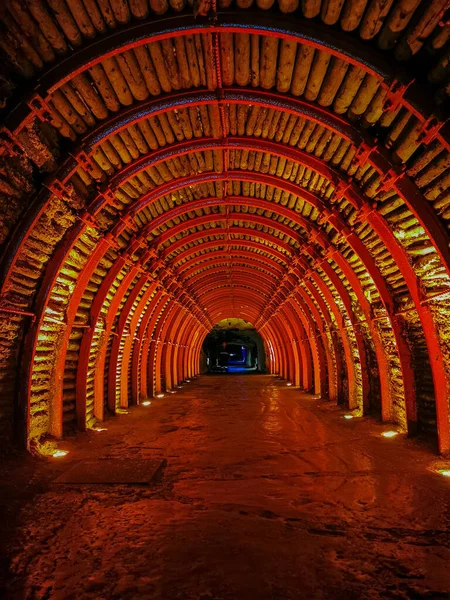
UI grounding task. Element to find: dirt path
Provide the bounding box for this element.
[3,375,450,599]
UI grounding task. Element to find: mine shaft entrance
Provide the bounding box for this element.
[201,318,266,374]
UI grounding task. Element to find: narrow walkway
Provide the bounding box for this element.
[4,375,450,599]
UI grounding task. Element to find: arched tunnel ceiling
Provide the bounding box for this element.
[0,0,449,454]
[214,318,256,330]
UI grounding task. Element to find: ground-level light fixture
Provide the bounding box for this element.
[381,431,398,438]
[156,393,165,398]
[93,427,107,432]
[142,401,151,406]
[343,414,354,420]
[286,382,293,387]
[52,450,68,458]
[437,469,450,477]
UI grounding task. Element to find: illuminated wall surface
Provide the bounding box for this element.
[0,0,449,453]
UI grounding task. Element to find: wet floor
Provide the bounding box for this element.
[3,375,450,599]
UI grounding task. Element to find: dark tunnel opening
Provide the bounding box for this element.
[201,318,267,374]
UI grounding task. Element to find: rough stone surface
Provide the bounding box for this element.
[2,374,450,599]
[53,458,166,485]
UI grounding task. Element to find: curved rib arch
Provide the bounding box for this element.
[0,1,449,456]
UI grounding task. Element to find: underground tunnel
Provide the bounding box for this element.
[0,0,450,598]
[201,318,266,373]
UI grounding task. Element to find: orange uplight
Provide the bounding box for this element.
[52,450,68,458]
[156,394,165,398]
[142,401,151,406]
[286,382,293,387]
[93,427,107,432]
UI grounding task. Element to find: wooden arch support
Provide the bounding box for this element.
[22,199,408,445]
[7,138,428,420]
[168,238,291,266]
[3,14,448,451]
[4,11,447,147]
[3,96,449,301]
[116,193,415,426]
[9,138,446,438]
[19,171,444,448]
[190,278,353,399]
[186,269,277,294]
[178,254,285,281]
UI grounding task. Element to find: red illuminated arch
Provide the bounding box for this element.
[0,3,449,457]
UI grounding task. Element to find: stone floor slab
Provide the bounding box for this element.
[54,458,166,485]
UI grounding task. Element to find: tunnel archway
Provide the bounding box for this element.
[0,0,448,455]
[201,318,267,374]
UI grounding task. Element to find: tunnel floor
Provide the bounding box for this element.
[3,375,450,599]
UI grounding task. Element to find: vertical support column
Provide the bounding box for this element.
[170,312,194,387]
[153,304,177,395]
[159,307,184,391]
[134,292,165,402]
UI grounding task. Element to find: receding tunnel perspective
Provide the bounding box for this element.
[0,0,450,598]
[201,318,266,373]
